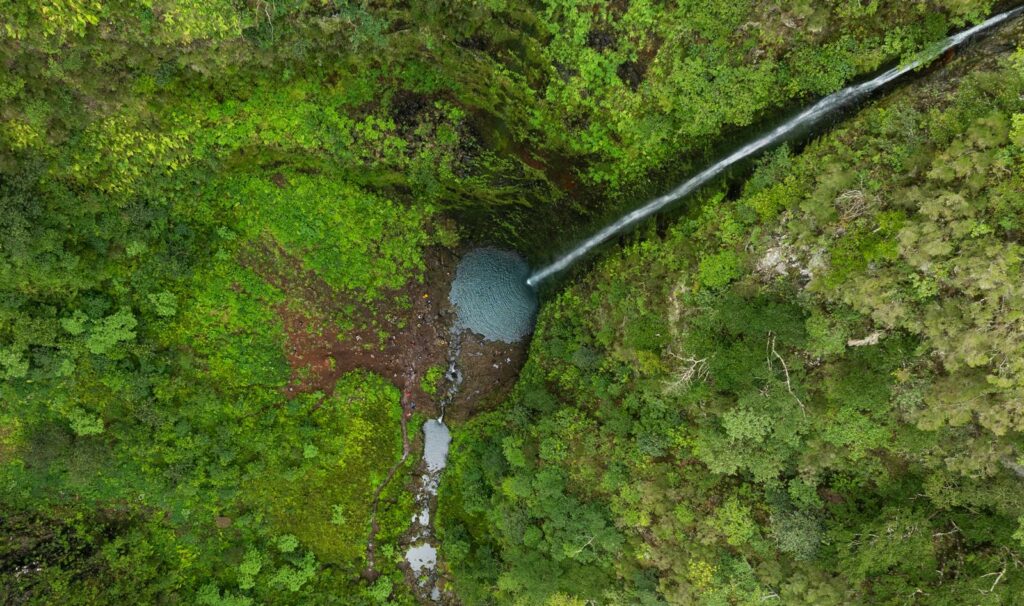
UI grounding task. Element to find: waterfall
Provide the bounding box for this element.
[526,7,1024,287]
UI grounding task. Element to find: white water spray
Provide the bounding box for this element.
[526,7,1023,287]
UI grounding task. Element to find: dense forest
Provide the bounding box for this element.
[2,1,1023,605]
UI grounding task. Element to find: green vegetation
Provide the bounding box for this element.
[421,365,446,397]
[1,0,1020,604]
[439,47,1024,604]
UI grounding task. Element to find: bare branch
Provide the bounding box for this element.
[768,332,805,416]
[979,564,1005,594]
[569,535,596,558]
[663,350,709,393]
[848,331,884,347]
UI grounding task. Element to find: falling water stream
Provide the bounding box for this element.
[526,6,1024,287]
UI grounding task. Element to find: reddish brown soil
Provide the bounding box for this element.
[446,329,529,422]
[243,242,457,417]
[511,143,580,195]
[244,240,529,421]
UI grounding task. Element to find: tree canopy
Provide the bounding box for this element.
[2,1,1022,604]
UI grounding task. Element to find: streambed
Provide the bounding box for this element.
[403,248,536,600]
[403,420,449,579]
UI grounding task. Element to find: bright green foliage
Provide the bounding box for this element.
[248,372,405,564]
[228,174,432,296]
[710,497,759,547]
[84,308,137,355]
[698,250,743,289]
[421,364,445,397]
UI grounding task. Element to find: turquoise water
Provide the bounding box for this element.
[449,248,537,343]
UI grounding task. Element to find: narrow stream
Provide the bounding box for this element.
[402,346,456,599]
[403,419,450,601]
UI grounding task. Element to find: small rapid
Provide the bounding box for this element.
[526,6,1024,287]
